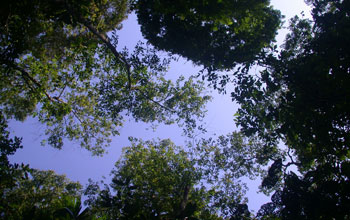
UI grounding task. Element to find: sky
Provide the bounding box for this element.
[9,0,311,213]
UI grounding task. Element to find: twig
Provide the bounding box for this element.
[136,88,176,113]
[57,84,67,99]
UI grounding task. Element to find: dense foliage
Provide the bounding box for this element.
[84,135,266,219]
[231,0,350,218]
[136,0,282,71]
[85,138,208,219]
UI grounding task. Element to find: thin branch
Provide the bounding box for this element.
[283,148,301,168]
[20,73,37,94]
[11,64,91,133]
[65,4,132,90]
[57,84,67,99]
[71,108,84,125]
[283,161,302,168]
[287,148,296,164]
[136,88,176,113]
[129,86,176,112]
[13,65,65,104]
[144,95,176,113]
[157,88,174,102]
[85,22,132,90]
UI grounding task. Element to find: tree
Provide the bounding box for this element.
[230,0,350,218]
[192,132,274,218]
[256,165,350,220]
[135,0,282,71]
[0,112,93,219]
[84,133,269,219]
[0,0,210,155]
[0,112,33,219]
[232,0,350,169]
[279,168,350,220]
[85,138,215,219]
[1,168,83,220]
[0,111,27,192]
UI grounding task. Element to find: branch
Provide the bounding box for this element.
[20,72,37,94]
[13,65,65,103]
[71,108,84,125]
[181,185,190,210]
[287,148,298,165]
[57,84,67,99]
[136,88,176,113]
[11,64,92,133]
[177,184,191,218]
[65,4,132,90]
[283,148,301,168]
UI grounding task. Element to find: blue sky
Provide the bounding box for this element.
[9,0,311,213]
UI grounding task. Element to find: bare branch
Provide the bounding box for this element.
[283,148,301,168]
[287,148,296,164]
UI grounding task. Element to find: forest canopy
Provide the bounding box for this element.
[1,0,350,219]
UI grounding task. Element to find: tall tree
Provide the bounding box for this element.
[192,132,272,217]
[85,133,269,219]
[85,138,215,219]
[233,0,350,168]
[230,0,350,218]
[0,0,210,155]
